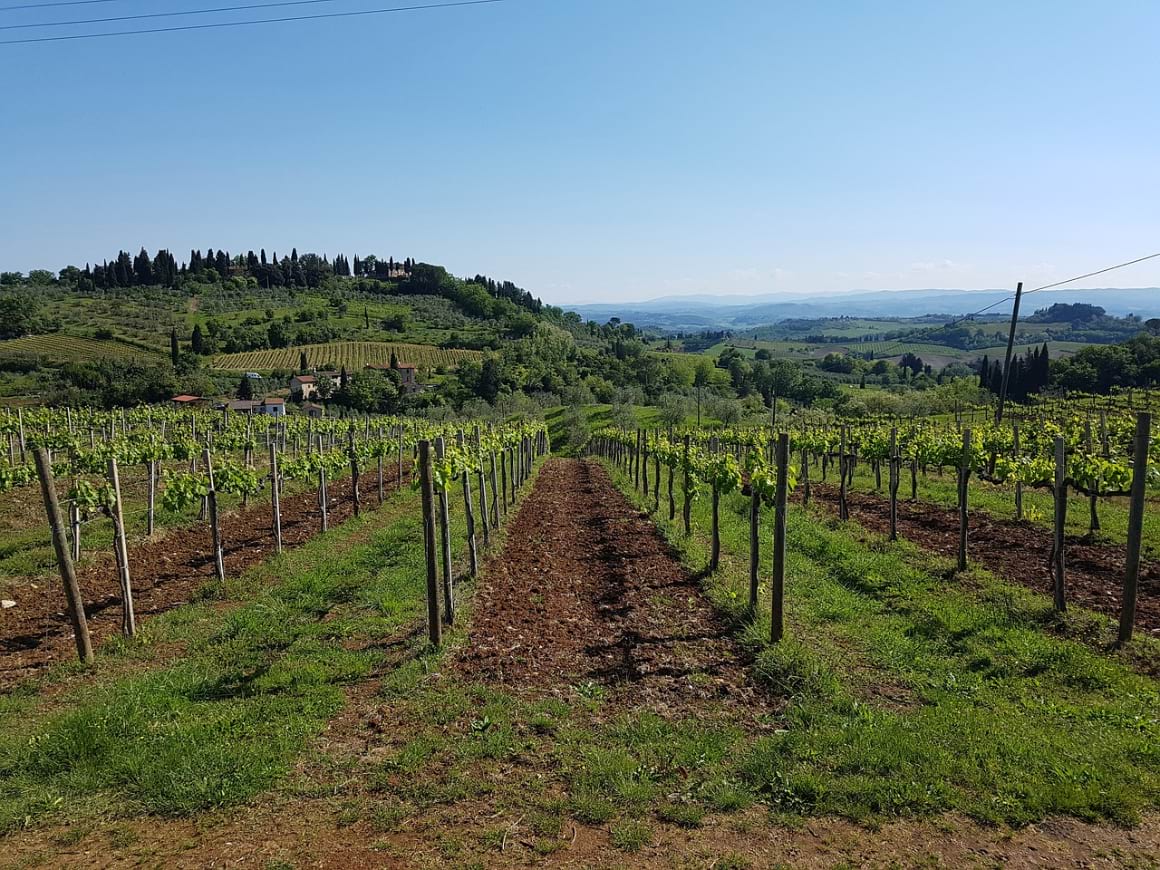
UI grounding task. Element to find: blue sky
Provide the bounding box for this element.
[1,0,1158,304]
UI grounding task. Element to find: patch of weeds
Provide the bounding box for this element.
[570,792,616,824]
[657,801,705,828]
[609,820,652,853]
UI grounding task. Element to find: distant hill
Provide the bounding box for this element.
[566,288,1160,331]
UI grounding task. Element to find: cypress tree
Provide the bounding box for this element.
[191,324,204,354]
[170,328,179,365]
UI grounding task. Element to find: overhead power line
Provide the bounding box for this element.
[940,250,1160,330]
[0,0,346,31]
[0,0,120,11]
[0,0,505,44]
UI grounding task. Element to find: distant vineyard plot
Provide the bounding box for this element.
[0,334,162,363]
[210,341,483,372]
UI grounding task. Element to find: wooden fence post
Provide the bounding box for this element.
[771,433,789,644]
[838,428,849,521]
[146,459,157,536]
[682,434,692,535]
[1052,436,1067,612]
[474,427,490,547]
[107,456,136,637]
[33,449,93,663]
[435,436,454,625]
[1118,412,1150,645]
[203,448,226,582]
[957,428,970,572]
[348,427,361,519]
[1013,423,1023,521]
[888,427,899,542]
[418,440,442,647]
[457,431,479,578]
[748,473,760,610]
[270,442,282,554]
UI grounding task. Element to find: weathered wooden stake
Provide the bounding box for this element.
[957,428,970,572]
[418,440,442,647]
[270,442,282,554]
[771,433,789,644]
[34,449,93,663]
[203,448,226,582]
[107,456,136,636]
[457,432,479,578]
[1052,436,1067,612]
[1118,412,1151,645]
[435,436,454,624]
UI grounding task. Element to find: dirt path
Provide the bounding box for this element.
[458,458,774,717]
[807,483,1160,634]
[0,465,410,689]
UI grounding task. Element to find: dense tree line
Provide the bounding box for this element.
[978,344,1051,400]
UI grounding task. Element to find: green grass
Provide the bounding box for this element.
[0,487,432,832]
[602,457,1160,825]
[839,460,1160,556]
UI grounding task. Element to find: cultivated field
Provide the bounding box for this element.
[210,340,483,372]
[0,334,162,363]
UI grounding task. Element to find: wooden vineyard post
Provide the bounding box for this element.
[490,449,502,525]
[203,448,226,582]
[800,447,810,507]
[1013,423,1023,521]
[33,449,93,664]
[270,442,282,554]
[771,433,789,644]
[146,459,156,537]
[667,446,676,521]
[474,427,490,547]
[710,481,721,572]
[1086,418,1100,535]
[317,435,329,533]
[377,428,385,504]
[838,428,849,521]
[500,446,509,510]
[397,426,405,491]
[418,440,442,647]
[1052,436,1067,612]
[457,432,479,578]
[633,430,641,491]
[107,456,136,637]
[957,428,970,572]
[69,500,81,562]
[348,427,361,519]
[653,447,661,512]
[1118,412,1151,645]
[888,427,899,542]
[748,471,760,610]
[682,434,692,535]
[641,432,649,495]
[435,436,454,625]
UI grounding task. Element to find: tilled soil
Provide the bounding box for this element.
[0,466,409,689]
[458,458,776,718]
[807,483,1160,634]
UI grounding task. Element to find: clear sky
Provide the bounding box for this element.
[1,0,1158,304]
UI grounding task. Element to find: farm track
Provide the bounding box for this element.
[458,458,776,718]
[0,464,411,690]
[806,483,1160,635]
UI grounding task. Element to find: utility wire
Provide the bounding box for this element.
[0,0,505,43]
[0,0,120,11]
[918,250,1160,337]
[0,0,347,30]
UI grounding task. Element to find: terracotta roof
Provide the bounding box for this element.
[263,398,285,405]
[172,395,201,402]
[293,375,316,383]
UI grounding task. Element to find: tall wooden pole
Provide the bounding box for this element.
[418,440,442,647]
[995,281,1024,426]
[1118,413,1151,645]
[771,433,789,644]
[33,449,93,663]
[107,456,136,637]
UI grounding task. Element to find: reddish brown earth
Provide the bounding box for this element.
[0,466,410,690]
[807,483,1160,635]
[458,458,776,719]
